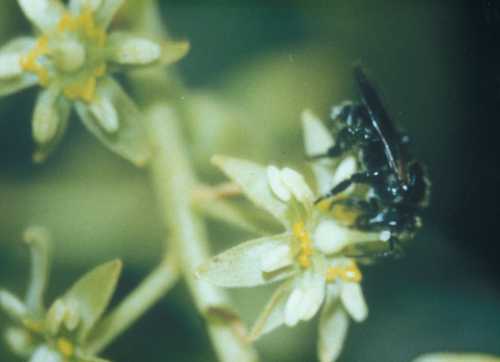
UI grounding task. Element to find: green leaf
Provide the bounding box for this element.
[318,293,349,362]
[48,260,122,341]
[211,155,289,227]
[249,280,292,340]
[413,353,500,362]
[75,77,151,166]
[197,234,295,288]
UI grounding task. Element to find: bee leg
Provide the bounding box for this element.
[386,236,404,258]
[315,171,379,204]
[329,197,376,212]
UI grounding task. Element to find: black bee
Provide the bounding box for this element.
[314,66,430,256]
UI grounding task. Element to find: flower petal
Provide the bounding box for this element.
[211,156,289,226]
[0,52,23,79]
[32,87,64,144]
[311,162,337,196]
[196,234,295,287]
[260,244,293,273]
[299,271,326,320]
[331,156,357,194]
[0,290,27,322]
[18,0,65,32]
[88,93,119,133]
[108,33,161,65]
[31,87,71,163]
[249,280,292,340]
[267,165,291,202]
[30,345,61,362]
[69,0,103,13]
[413,353,500,362]
[47,260,122,342]
[281,167,314,204]
[318,293,349,362]
[302,109,334,157]
[284,271,325,326]
[340,282,368,322]
[0,37,37,96]
[75,77,151,166]
[93,0,125,29]
[284,287,303,327]
[108,32,189,67]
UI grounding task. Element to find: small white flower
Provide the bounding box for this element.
[0,0,189,164]
[0,229,120,362]
[201,154,387,362]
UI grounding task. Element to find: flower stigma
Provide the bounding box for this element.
[20,7,108,103]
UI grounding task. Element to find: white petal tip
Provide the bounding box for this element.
[267,165,291,202]
[0,53,23,79]
[113,37,162,65]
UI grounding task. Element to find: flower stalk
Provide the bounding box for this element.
[85,253,180,354]
[144,103,258,362]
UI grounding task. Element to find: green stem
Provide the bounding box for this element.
[85,254,179,354]
[143,103,258,362]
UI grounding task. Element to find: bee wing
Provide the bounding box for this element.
[354,66,406,180]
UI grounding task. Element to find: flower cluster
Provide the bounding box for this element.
[197,110,391,362]
[0,0,188,164]
[0,227,122,362]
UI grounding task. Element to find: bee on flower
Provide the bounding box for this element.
[196,110,392,362]
[0,0,189,164]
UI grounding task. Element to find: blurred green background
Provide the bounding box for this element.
[1,1,500,361]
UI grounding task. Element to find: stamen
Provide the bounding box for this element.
[292,221,313,268]
[56,337,74,357]
[20,36,50,85]
[326,262,362,283]
[20,7,107,101]
[22,319,44,333]
[63,76,97,103]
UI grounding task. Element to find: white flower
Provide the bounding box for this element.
[198,153,388,362]
[0,227,121,362]
[0,0,189,164]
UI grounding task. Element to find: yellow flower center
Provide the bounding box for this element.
[57,337,74,358]
[325,262,362,283]
[19,8,107,103]
[317,198,359,226]
[22,318,44,333]
[292,221,314,268]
